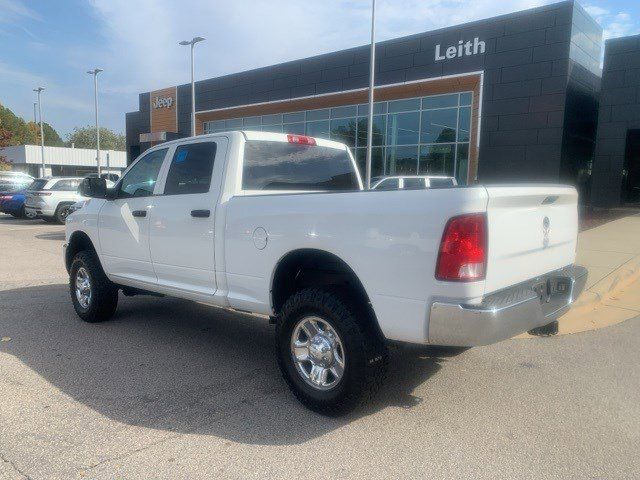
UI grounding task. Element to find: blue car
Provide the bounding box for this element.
[0,189,36,218]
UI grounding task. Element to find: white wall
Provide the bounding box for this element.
[0,145,127,168]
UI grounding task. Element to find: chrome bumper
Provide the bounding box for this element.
[428,265,588,346]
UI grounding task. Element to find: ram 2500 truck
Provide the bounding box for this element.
[65,131,587,414]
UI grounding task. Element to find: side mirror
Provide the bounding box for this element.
[80,177,108,199]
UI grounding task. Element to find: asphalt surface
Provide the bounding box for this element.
[0,215,639,480]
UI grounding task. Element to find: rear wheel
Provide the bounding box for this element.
[55,204,72,224]
[69,250,119,322]
[21,206,36,219]
[276,287,388,415]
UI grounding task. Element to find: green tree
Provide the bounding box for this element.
[26,121,64,147]
[66,126,125,151]
[0,104,37,145]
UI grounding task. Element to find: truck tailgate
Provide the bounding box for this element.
[484,185,578,295]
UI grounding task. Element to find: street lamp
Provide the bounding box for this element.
[33,87,46,178]
[365,0,376,190]
[87,68,103,177]
[179,36,205,136]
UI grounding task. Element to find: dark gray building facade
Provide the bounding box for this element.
[592,34,640,206]
[127,1,609,201]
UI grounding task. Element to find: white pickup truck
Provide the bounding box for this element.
[65,131,587,414]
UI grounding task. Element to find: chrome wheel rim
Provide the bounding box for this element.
[75,267,92,309]
[291,316,345,391]
[60,207,70,221]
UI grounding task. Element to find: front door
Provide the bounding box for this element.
[99,147,169,284]
[149,138,226,295]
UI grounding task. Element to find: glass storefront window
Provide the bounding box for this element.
[419,144,455,175]
[458,107,471,143]
[330,118,357,147]
[422,94,458,109]
[420,108,458,144]
[306,120,330,138]
[455,143,469,185]
[387,111,420,146]
[356,115,386,147]
[356,147,384,179]
[203,90,473,181]
[386,146,419,175]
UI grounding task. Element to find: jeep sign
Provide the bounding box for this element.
[153,96,174,109]
[435,37,486,61]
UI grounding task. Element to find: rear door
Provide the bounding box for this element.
[484,185,578,294]
[148,137,227,295]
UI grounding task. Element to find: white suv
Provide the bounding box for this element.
[25,177,86,224]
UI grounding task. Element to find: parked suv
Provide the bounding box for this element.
[24,177,86,223]
[0,171,34,194]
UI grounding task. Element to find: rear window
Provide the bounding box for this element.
[242,140,359,191]
[403,178,425,190]
[28,179,49,191]
[51,179,81,191]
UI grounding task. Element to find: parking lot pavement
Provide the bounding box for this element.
[1,214,639,480]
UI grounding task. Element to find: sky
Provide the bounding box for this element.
[0,0,639,139]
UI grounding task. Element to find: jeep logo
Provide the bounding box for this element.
[435,37,485,61]
[153,96,174,109]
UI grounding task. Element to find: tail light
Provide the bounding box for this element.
[287,134,316,146]
[436,213,487,282]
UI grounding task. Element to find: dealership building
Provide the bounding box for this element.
[126,1,640,206]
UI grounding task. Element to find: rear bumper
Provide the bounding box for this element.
[428,265,588,346]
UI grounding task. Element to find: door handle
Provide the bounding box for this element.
[132,210,147,218]
[191,209,211,218]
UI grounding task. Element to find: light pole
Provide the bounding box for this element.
[33,87,46,177]
[179,36,205,136]
[87,68,103,176]
[365,0,377,190]
[33,102,37,123]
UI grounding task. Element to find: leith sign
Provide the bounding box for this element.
[435,37,486,61]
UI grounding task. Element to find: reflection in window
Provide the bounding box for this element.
[357,115,385,147]
[421,108,458,143]
[119,148,167,198]
[458,107,471,143]
[164,142,216,195]
[387,112,420,146]
[456,143,469,185]
[386,146,418,175]
[355,147,384,179]
[330,118,357,147]
[306,120,330,138]
[419,144,455,175]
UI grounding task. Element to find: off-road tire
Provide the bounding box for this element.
[69,250,119,323]
[276,287,388,416]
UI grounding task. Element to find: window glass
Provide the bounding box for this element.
[459,92,472,106]
[386,146,418,175]
[457,107,471,143]
[283,111,305,123]
[306,109,330,121]
[243,116,261,127]
[262,113,282,125]
[422,94,458,109]
[28,179,49,191]
[164,142,217,195]
[330,118,357,147]
[283,123,305,135]
[331,105,357,118]
[261,124,283,133]
[456,143,469,185]
[306,120,330,139]
[421,108,458,143]
[357,115,386,147]
[242,141,359,191]
[355,147,384,179]
[52,179,81,191]
[429,177,456,188]
[402,178,425,190]
[419,144,455,175]
[118,148,167,198]
[387,112,420,146]
[375,178,399,190]
[357,102,387,116]
[388,98,420,113]
[225,118,243,128]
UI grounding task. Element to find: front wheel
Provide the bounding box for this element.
[55,204,71,224]
[276,288,388,415]
[69,251,119,322]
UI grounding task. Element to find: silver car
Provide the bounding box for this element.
[24,177,86,224]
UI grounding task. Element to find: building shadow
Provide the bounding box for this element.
[0,283,462,446]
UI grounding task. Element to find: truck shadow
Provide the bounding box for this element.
[0,283,462,446]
